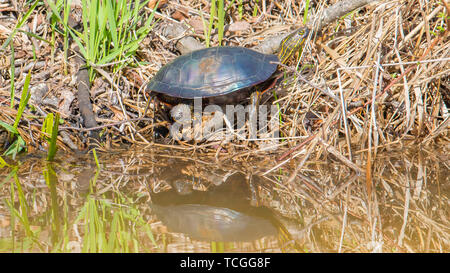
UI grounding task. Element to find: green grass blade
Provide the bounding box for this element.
[303,0,310,24]
[0,168,15,187]
[13,71,32,130]
[47,0,88,59]
[253,0,259,17]
[3,138,26,159]
[9,42,15,108]
[14,175,32,236]
[63,0,72,75]
[44,163,61,244]
[92,148,100,169]
[0,0,40,50]
[217,0,225,46]
[42,112,53,139]
[81,0,90,60]
[0,120,19,135]
[238,0,243,19]
[17,30,52,45]
[107,212,120,252]
[207,0,216,47]
[106,0,118,48]
[47,113,60,161]
[89,0,99,65]
[8,177,16,252]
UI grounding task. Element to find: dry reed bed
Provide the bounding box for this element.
[0,147,447,252]
[0,0,449,252]
[0,0,447,156]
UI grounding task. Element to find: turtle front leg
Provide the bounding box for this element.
[248,76,280,141]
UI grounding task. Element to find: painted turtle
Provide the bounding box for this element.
[151,172,287,242]
[151,203,279,242]
[147,27,310,106]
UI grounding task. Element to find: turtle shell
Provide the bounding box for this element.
[151,203,278,242]
[147,46,279,100]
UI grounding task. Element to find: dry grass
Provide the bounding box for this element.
[0,147,447,252]
[0,0,448,253]
[0,0,448,155]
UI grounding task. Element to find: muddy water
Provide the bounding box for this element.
[0,147,448,252]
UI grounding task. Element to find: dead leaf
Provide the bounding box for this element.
[148,0,168,10]
[228,21,250,33]
[188,18,205,34]
[172,10,188,21]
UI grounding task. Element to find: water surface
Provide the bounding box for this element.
[0,146,448,252]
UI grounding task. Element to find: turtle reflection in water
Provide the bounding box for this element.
[150,172,291,243]
[147,28,310,138]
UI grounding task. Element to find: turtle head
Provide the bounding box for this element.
[277,27,310,64]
